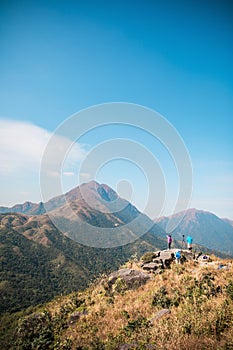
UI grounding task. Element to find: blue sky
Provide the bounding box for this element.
[0,0,232,219]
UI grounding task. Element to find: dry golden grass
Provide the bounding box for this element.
[42,257,233,349]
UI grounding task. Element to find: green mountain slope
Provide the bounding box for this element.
[0,211,165,315]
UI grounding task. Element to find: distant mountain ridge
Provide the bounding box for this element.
[0,181,121,216]
[1,183,233,253]
[0,181,167,251]
[156,208,233,255]
[0,201,45,215]
[0,181,164,248]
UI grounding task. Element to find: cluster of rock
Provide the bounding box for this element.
[103,249,212,293]
[141,250,173,273]
[140,249,196,274]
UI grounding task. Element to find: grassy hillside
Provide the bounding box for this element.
[2,254,233,349]
[0,213,165,315]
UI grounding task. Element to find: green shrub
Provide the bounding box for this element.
[225,280,233,300]
[141,252,155,263]
[152,287,172,308]
[184,272,216,304]
[15,310,54,349]
[124,316,151,336]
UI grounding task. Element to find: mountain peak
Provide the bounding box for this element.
[80,180,100,189]
[66,181,118,204]
[0,181,119,216]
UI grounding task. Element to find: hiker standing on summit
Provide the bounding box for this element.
[186,236,193,251]
[167,234,172,250]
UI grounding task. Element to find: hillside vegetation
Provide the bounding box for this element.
[2,253,233,350]
[0,219,165,315]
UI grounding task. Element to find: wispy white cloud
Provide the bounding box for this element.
[0,119,88,206]
[0,120,48,174]
[0,119,87,176]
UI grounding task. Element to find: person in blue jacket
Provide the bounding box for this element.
[175,250,181,264]
[186,236,193,250]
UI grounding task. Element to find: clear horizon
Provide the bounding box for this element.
[0,1,232,219]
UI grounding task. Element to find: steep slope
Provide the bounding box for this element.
[156,208,233,255]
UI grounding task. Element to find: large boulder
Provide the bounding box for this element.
[142,262,160,271]
[104,268,151,293]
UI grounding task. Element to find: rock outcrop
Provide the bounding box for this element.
[141,249,196,273]
[104,268,151,292]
